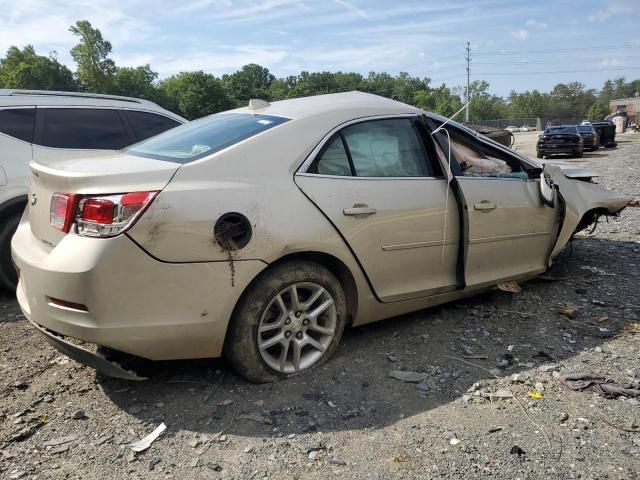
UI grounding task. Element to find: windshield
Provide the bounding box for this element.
[578,126,594,133]
[126,113,290,163]
[546,126,577,135]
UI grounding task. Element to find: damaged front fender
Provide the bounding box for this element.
[546,164,632,260]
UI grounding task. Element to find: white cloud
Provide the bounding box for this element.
[333,0,369,19]
[589,0,638,21]
[525,18,548,29]
[511,29,529,40]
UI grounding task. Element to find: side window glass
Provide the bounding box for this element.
[342,119,430,177]
[313,134,352,176]
[41,109,131,150]
[0,108,36,143]
[434,126,527,180]
[125,111,180,141]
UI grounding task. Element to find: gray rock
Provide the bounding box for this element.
[559,412,569,423]
[71,410,86,420]
[538,364,559,372]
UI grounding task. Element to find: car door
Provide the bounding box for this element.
[0,107,35,194]
[124,110,182,141]
[435,123,560,288]
[32,107,134,161]
[295,116,459,303]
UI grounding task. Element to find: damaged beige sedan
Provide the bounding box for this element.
[12,92,631,382]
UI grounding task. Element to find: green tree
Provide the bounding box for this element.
[0,46,75,90]
[158,71,234,119]
[587,100,609,121]
[110,65,158,99]
[69,20,116,92]
[222,64,275,105]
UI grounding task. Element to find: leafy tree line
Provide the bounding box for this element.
[0,20,637,121]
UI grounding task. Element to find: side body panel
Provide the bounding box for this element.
[456,177,560,287]
[294,174,459,302]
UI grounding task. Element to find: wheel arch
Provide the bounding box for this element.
[224,250,359,351]
[0,195,27,222]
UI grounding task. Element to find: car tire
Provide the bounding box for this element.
[536,151,543,159]
[225,260,347,383]
[575,149,583,158]
[0,213,20,290]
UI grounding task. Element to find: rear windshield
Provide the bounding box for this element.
[578,125,594,133]
[546,127,577,135]
[126,113,289,163]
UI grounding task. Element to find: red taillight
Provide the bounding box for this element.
[50,193,78,233]
[81,198,116,224]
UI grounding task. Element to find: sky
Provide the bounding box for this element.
[1,0,639,97]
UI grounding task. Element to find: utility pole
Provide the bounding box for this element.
[465,41,471,122]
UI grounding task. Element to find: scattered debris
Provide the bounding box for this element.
[130,423,167,453]
[497,280,522,293]
[43,434,79,447]
[488,426,503,433]
[5,414,47,443]
[510,445,525,456]
[558,306,578,319]
[71,409,86,420]
[559,373,640,398]
[388,371,426,383]
[558,412,569,423]
[538,364,559,373]
[237,414,273,425]
[527,390,544,400]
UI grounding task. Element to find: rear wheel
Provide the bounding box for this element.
[536,150,543,159]
[0,213,20,290]
[575,149,583,158]
[225,261,347,383]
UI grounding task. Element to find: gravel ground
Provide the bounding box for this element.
[1,132,639,480]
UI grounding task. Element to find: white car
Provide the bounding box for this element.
[12,92,631,383]
[0,89,186,288]
[505,126,521,133]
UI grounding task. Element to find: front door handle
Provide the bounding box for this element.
[474,201,497,211]
[343,204,377,216]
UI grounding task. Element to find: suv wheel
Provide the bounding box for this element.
[0,213,20,290]
[225,261,347,383]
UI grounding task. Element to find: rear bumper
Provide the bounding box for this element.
[25,315,146,380]
[537,144,580,153]
[12,216,267,361]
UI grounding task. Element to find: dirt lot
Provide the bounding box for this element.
[2,132,640,480]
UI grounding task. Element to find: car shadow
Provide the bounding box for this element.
[96,236,639,438]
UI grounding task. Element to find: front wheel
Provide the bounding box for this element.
[225,261,347,383]
[536,150,543,159]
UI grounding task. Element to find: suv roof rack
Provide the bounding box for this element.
[0,89,157,106]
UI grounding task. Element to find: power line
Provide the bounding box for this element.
[473,43,638,56]
[475,67,640,76]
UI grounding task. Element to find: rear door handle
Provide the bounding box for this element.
[474,201,497,211]
[343,204,377,216]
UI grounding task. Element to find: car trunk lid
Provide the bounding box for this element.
[28,152,180,249]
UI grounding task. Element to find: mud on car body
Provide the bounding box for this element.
[12,92,631,382]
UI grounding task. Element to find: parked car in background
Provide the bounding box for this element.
[536,125,583,159]
[12,92,631,382]
[505,125,520,133]
[577,124,599,151]
[591,120,617,148]
[0,89,186,288]
[520,125,533,132]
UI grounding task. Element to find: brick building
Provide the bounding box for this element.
[609,97,640,123]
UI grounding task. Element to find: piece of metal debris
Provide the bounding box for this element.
[388,371,426,383]
[43,434,79,447]
[496,281,522,293]
[130,423,167,453]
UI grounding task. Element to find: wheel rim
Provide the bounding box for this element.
[257,282,337,374]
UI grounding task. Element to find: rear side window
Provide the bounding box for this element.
[41,108,131,150]
[314,134,352,176]
[125,111,181,141]
[127,113,290,163]
[342,119,430,177]
[0,108,36,143]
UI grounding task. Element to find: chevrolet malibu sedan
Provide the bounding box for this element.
[12,92,631,383]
